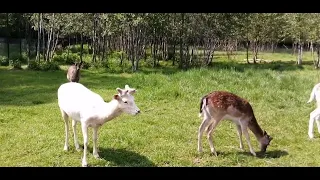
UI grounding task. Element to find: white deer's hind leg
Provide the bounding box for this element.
[81,122,89,167]
[72,120,80,151]
[236,124,244,150]
[92,127,100,159]
[316,115,320,135]
[240,121,256,156]
[198,117,210,153]
[61,110,69,151]
[308,109,318,139]
[206,118,220,156]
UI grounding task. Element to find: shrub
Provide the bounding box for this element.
[40,61,60,71]
[0,56,9,66]
[27,60,41,70]
[9,59,22,69]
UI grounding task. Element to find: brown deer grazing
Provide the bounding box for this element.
[67,61,83,83]
[198,91,272,156]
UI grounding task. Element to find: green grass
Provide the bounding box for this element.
[1,50,320,167]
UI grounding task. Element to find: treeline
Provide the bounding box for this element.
[1,13,320,71]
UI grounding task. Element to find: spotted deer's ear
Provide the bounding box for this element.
[263,130,267,136]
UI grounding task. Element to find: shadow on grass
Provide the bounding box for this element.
[216,150,288,159]
[98,148,157,167]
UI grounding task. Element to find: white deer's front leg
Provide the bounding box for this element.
[63,115,69,151]
[81,123,89,167]
[92,127,100,159]
[72,119,81,151]
[309,110,317,139]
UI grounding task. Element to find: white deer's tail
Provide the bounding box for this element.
[307,84,320,104]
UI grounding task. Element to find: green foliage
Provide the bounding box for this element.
[27,60,60,71]
[52,52,80,65]
[81,61,91,69]
[39,61,60,71]
[69,44,89,54]
[27,60,41,70]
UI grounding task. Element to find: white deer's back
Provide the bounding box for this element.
[58,82,105,121]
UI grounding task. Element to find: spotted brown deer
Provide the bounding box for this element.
[198,91,272,156]
[67,61,83,83]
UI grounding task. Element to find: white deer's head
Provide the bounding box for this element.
[113,85,140,115]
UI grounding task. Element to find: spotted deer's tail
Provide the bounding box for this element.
[199,95,207,117]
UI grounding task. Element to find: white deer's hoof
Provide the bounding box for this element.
[309,133,314,139]
[251,151,257,156]
[75,146,82,152]
[63,146,68,151]
[82,162,88,167]
[93,153,100,159]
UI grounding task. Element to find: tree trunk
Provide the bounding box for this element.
[246,40,249,64]
[101,35,106,62]
[316,44,320,68]
[46,21,53,61]
[19,18,22,57]
[80,32,84,63]
[297,40,302,65]
[92,14,97,63]
[6,13,10,60]
[179,13,185,69]
[26,20,31,64]
[36,13,41,62]
[50,31,59,60]
[67,35,70,59]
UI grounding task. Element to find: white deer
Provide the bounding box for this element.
[198,91,272,156]
[307,83,320,139]
[57,82,140,167]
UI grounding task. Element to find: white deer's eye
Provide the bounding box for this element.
[123,101,128,104]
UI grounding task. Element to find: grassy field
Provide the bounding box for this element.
[1,50,320,167]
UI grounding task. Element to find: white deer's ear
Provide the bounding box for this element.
[113,94,121,100]
[116,88,123,94]
[129,89,136,95]
[124,84,136,94]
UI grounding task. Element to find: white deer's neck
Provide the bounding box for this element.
[99,100,123,124]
